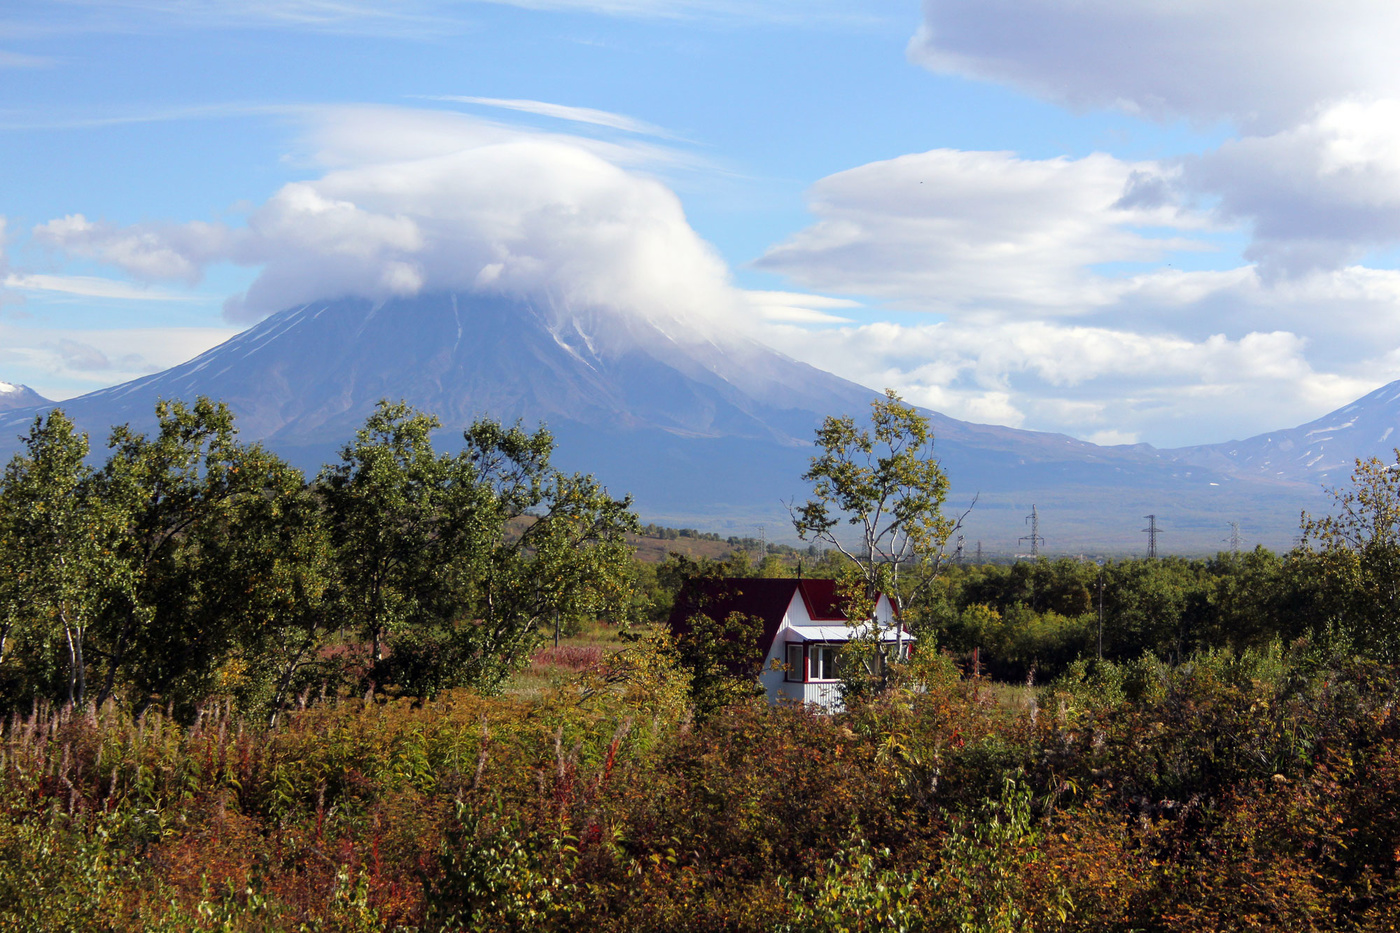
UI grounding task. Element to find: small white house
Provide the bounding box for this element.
[667,577,913,712]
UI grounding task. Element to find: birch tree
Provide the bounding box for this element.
[791,390,966,692]
[0,411,116,705]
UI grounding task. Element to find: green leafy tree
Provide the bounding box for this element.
[189,454,334,721]
[1298,450,1400,660]
[0,411,119,705]
[444,417,639,693]
[320,400,478,671]
[791,390,965,691]
[671,608,767,717]
[323,401,638,695]
[91,397,292,710]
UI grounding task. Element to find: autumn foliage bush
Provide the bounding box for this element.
[4,641,1400,931]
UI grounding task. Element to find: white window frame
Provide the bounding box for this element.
[809,643,840,681]
[785,642,805,682]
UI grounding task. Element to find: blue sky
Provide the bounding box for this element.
[5,1,1400,448]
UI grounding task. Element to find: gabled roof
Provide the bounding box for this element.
[793,578,848,621]
[666,577,887,659]
[667,578,807,660]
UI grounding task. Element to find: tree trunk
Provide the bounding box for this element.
[96,613,133,707]
[61,606,82,706]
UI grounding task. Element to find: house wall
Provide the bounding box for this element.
[759,591,903,713]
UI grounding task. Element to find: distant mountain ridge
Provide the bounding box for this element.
[0,293,1342,552]
[0,382,49,414]
[1166,381,1400,485]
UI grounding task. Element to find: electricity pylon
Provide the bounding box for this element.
[1020,505,1044,558]
[1142,514,1162,558]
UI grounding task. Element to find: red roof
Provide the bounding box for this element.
[666,577,882,659]
[793,578,847,621]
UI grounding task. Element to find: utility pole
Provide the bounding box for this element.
[1095,559,1105,661]
[975,541,983,564]
[1142,515,1162,558]
[1226,522,1242,554]
[756,524,766,565]
[1020,505,1044,559]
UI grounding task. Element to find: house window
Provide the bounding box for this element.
[785,643,805,682]
[810,644,839,681]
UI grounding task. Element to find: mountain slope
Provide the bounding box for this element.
[0,382,50,414]
[1164,380,1400,485]
[0,293,1327,552]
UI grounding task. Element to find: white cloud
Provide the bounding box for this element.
[741,290,859,324]
[33,214,230,283]
[752,142,1400,367]
[909,3,1400,281]
[423,96,673,138]
[4,273,196,301]
[755,148,1209,314]
[753,147,1400,443]
[910,0,1400,132]
[34,106,745,338]
[762,316,1381,447]
[0,324,241,398]
[0,218,20,311]
[1182,100,1400,278]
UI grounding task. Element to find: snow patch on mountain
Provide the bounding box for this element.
[0,382,52,413]
[1167,378,1400,482]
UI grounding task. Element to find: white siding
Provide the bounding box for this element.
[759,589,906,713]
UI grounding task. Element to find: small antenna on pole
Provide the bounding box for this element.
[1142,514,1162,558]
[1019,505,1044,559]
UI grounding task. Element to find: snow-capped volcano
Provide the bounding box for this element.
[26,292,874,449]
[0,293,1329,550]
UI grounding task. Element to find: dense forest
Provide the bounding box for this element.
[5,395,1400,930]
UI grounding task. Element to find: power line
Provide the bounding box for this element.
[1142,514,1162,558]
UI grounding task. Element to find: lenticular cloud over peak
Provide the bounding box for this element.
[34,110,747,341]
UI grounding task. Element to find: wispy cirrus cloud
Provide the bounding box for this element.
[742,290,859,324]
[420,96,673,138]
[0,50,53,67]
[7,0,888,38]
[4,273,201,301]
[0,101,296,132]
[0,324,241,398]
